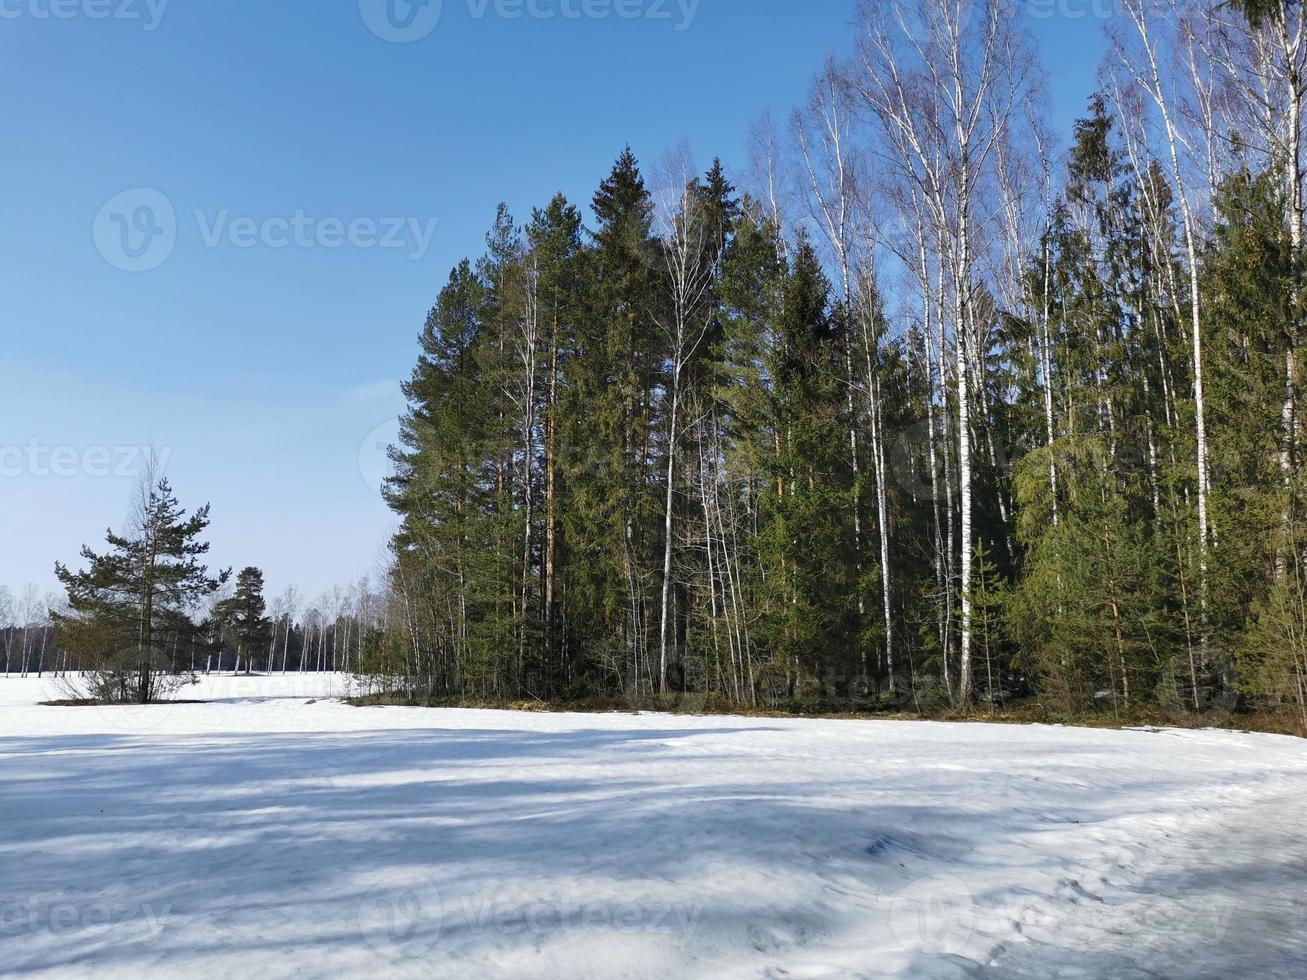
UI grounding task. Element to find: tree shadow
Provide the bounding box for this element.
[0,721,1303,977]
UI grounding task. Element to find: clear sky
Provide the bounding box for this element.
[1,0,1109,603]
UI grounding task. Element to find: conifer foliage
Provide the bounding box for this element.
[215,568,272,676]
[54,478,229,703]
[376,1,1307,730]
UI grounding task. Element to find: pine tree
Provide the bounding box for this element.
[54,479,229,703]
[527,193,584,691]
[216,567,271,675]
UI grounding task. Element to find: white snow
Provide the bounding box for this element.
[1,674,1304,979]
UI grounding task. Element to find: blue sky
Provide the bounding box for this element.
[1,1,1109,603]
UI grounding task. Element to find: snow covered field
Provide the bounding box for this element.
[1,675,1305,979]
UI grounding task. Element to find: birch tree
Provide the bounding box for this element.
[652,148,722,694]
[856,0,1035,702]
[1112,0,1213,646]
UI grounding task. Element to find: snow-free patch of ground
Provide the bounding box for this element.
[1,674,1304,979]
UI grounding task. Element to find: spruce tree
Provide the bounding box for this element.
[758,235,856,699]
[563,147,660,694]
[385,258,493,696]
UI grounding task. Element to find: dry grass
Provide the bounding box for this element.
[347,692,1307,738]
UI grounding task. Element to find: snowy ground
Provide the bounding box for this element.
[0,675,1304,979]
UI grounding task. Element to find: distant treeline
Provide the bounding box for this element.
[4,579,388,680]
